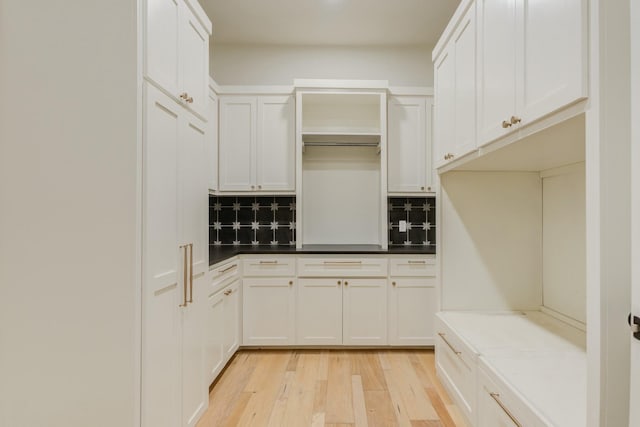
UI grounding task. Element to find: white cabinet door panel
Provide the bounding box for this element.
[205,291,225,385]
[478,0,517,146]
[207,90,218,191]
[343,278,387,345]
[433,48,455,169]
[388,96,427,192]
[179,5,208,118]
[297,278,342,345]
[243,278,295,345]
[453,6,477,157]
[389,278,436,346]
[145,0,180,95]
[517,0,587,123]
[256,96,295,191]
[219,97,256,191]
[223,280,241,359]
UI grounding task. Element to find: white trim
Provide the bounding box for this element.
[294,78,389,90]
[208,78,221,94]
[217,85,295,95]
[184,0,212,34]
[388,86,434,96]
[432,0,475,61]
[540,306,587,332]
[210,190,297,197]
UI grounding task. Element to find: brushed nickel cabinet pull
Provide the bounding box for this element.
[324,261,363,265]
[188,243,194,304]
[438,332,461,356]
[259,260,278,265]
[408,260,427,264]
[489,392,523,427]
[179,245,188,308]
[219,264,237,274]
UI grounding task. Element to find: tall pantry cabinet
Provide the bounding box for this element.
[141,1,212,427]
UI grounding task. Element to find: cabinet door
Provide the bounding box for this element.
[179,4,208,118]
[433,47,455,169]
[219,97,256,191]
[343,278,387,345]
[179,113,208,276]
[297,278,343,345]
[181,275,207,427]
[205,290,225,385]
[223,280,241,359]
[141,83,181,427]
[243,278,295,345]
[144,0,180,95]
[207,90,218,191]
[477,0,518,146]
[388,96,427,192]
[517,0,587,123]
[453,5,477,157]
[388,278,437,346]
[256,96,295,191]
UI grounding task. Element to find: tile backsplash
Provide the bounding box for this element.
[388,197,436,247]
[209,196,296,247]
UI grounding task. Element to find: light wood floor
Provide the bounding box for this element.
[197,349,467,427]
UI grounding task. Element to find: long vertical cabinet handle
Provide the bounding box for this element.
[179,245,188,307]
[188,243,194,303]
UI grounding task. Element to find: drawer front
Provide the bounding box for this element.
[435,317,477,424]
[297,256,388,277]
[389,256,436,277]
[243,256,296,277]
[477,363,546,427]
[209,258,240,292]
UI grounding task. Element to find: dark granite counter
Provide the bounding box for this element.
[209,244,436,266]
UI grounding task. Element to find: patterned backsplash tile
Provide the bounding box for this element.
[209,195,296,247]
[388,197,436,247]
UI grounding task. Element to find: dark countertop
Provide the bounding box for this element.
[209,244,436,266]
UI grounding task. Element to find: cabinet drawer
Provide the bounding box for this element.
[435,316,477,424]
[297,256,388,278]
[243,256,296,277]
[477,362,546,427]
[389,256,436,276]
[209,257,240,290]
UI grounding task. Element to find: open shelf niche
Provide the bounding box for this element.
[295,84,388,248]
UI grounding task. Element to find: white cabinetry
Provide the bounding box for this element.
[207,86,218,191]
[296,257,388,345]
[242,256,296,345]
[222,280,241,360]
[433,3,477,168]
[387,96,434,193]
[219,95,295,192]
[142,81,208,427]
[477,0,587,146]
[388,256,438,346]
[144,0,210,118]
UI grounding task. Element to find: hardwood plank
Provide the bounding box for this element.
[313,380,328,415]
[382,364,413,427]
[311,411,325,427]
[445,405,469,427]
[286,350,300,372]
[318,350,330,380]
[410,421,443,427]
[351,375,368,427]
[266,371,295,427]
[364,390,399,427]
[281,353,320,425]
[352,351,387,391]
[386,351,438,421]
[325,352,355,424]
[417,351,452,406]
[220,392,253,427]
[425,387,457,427]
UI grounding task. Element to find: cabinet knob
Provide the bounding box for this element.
[251,185,255,189]
[179,92,188,100]
[444,153,455,160]
[289,281,293,286]
[186,96,194,104]
[421,186,425,191]
[502,120,513,128]
[344,281,349,286]
[392,281,396,286]
[510,115,521,125]
[427,186,432,191]
[258,185,262,190]
[337,280,342,285]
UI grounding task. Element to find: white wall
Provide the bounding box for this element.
[542,163,586,324]
[0,1,139,427]
[210,43,434,86]
[440,171,543,311]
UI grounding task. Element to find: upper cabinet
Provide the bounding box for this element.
[433,3,477,169]
[144,0,211,119]
[477,0,587,146]
[433,0,588,168]
[218,95,295,192]
[388,96,434,193]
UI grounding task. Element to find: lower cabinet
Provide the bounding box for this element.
[243,277,296,345]
[388,277,437,345]
[297,278,387,345]
[223,280,241,361]
[204,290,225,385]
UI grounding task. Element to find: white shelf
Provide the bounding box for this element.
[302,132,381,146]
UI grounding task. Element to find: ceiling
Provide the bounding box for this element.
[200,0,461,46]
